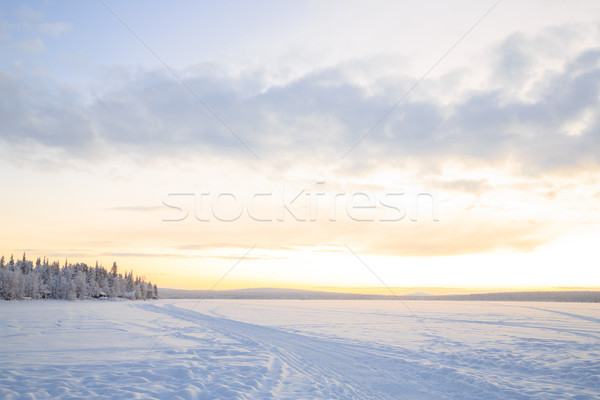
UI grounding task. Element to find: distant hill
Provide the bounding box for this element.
[406,292,433,297]
[160,287,391,300]
[430,291,600,302]
[160,287,600,302]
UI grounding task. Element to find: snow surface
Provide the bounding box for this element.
[1,299,599,399]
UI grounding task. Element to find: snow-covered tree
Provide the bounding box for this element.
[0,255,157,301]
[111,262,118,278]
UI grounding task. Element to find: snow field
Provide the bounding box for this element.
[1,299,599,399]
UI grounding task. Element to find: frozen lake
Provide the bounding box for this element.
[1,299,599,399]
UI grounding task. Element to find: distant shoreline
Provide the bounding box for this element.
[160,288,600,303]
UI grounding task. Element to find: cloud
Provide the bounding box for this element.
[1,28,599,175]
[107,205,163,212]
[15,5,42,22]
[99,252,196,259]
[0,71,94,150]
[99,251,277,261]
[435,179,491,195]
[15,37,44,53]
[38,22,71,37]
[137,213,559,258]
[173,243,250,251]
[365,220,560,257]
[493,33,532,84]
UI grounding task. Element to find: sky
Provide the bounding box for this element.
[1,0,600,293]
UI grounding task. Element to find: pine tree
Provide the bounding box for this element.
[0,254,156,301]
[126,270,134,292]
[111,262,118,278]
[74,270,87,299]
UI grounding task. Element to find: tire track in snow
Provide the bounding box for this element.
[141,302,511,400]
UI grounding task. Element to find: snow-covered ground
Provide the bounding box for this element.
[1,299,599,399]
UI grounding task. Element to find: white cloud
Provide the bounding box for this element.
[15,37,44,54]
[38,22,71,37]
[15,5,42,22]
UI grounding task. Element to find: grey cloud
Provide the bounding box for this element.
[0,71,94,150]
[568,49,600,73]
[1,35,600,174]
[92,72,253,154]
[493,33,532,84]
[448,62,600,170]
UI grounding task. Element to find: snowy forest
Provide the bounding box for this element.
[0,254,158,300]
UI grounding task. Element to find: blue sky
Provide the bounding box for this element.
[1,1,600,291]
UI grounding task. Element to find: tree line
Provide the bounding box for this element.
[0,253,158,300]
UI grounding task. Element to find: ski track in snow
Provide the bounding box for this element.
[0,300,599,399]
